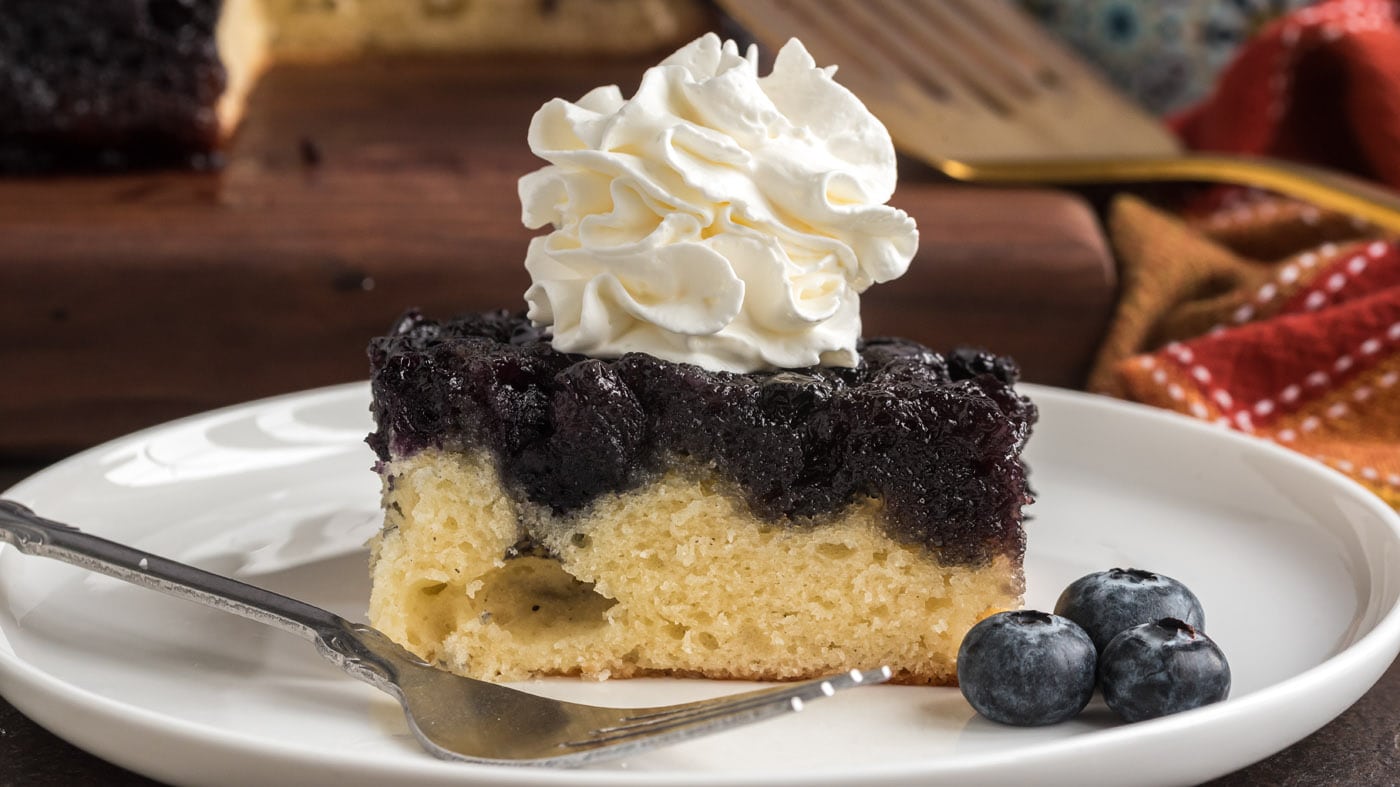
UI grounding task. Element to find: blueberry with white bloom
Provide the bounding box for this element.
[1054,568,1205,652]
[1100,618,1231,722]
[957,610,1096,726]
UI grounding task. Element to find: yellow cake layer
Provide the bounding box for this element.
[246,0,707,58]
[369,449,1023,685]
[212,0,708,134]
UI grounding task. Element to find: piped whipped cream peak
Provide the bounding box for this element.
[519,33,919,373]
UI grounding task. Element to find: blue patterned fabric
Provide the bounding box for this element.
[1020,0,1318,114]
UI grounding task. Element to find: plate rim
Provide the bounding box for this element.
[1,381,1399,786]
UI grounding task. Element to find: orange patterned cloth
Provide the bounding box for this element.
[1089,196,1400,507]
[1088,0,1400,507]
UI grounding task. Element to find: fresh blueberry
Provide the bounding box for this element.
[1054,568,1205,652]
[957,610,1097,726]
[1100,617,1231,722]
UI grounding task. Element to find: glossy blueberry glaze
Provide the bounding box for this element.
[367,310,1037,565]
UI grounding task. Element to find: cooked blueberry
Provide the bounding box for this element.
[1054,568,1205,652]
[957,610,1096,726]
[508,359,646,511]
[759,371,832,418]
[368,311,1036,564]
[948,347,1019,385]
[860,338,947,379]
[1100,618,1230,722]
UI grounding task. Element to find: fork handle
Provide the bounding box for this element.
[0,499,429,698]
[946,154,1400,233]
[0,499,357,652]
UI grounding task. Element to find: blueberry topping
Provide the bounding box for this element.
[957,610,1096,726]
[1054,568,1205,653]
[948,347,1019,385]
[1099,618,1231,722]
[509,359,646,512]
[0,0,231,173]
[368,311,1036,565]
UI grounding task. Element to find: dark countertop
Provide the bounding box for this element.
[0,457,1396,784]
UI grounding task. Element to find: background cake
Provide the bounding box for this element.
[0,0,707,171]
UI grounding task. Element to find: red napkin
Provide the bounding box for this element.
[1090,0,1400,507]
[1172,0,1400,189]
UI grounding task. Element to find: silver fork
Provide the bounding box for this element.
[0,500,890,767]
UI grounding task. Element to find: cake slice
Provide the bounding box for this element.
[0,0,267,172]
[368,33,1034,686]
[0,0,705,172]
[366,310,1035,685]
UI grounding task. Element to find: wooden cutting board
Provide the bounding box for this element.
[0,55,1116,456]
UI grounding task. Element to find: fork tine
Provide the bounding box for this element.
[609,666,890,726]
[559,667,892,750]
[564,697,797,749]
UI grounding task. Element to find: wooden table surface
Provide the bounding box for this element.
[0,52,1119,457]
[1,47,1397,787]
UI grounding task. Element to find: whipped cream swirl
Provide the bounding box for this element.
[519,33,919,372]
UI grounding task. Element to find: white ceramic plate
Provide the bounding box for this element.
[1,383,1398,787]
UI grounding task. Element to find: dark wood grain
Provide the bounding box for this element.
[0,54,1115,457]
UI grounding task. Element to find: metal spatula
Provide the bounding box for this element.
[720,0,1400,232]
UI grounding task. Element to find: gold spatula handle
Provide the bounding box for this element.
[944,155,1400,233]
